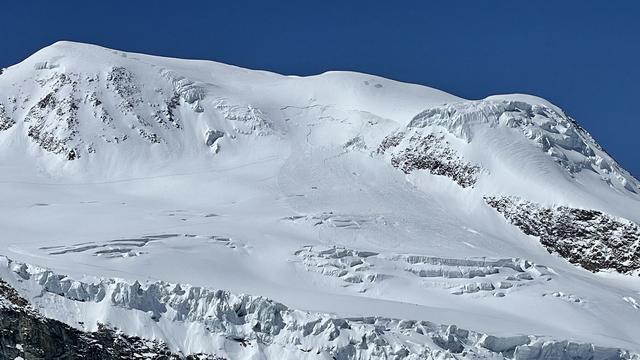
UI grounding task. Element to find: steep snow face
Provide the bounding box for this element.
[408,100,639,194]
[0,42,283,178]
[1,41,640,358]
[0,41,461,177]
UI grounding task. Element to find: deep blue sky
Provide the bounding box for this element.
[1,1,638,176]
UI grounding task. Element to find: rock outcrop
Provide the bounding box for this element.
[486,196,640,275]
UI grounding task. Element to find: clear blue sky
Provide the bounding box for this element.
[1,1,638,176]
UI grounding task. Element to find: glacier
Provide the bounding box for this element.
[0,41,639,359]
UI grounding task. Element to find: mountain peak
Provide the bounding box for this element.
[1,43,640,357]
[0,43,637,198]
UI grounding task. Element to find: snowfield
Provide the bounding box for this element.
[0,41,639,359]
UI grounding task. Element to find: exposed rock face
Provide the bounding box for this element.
[205,129,225,148]
[105,66,142,111]
[485,196,640,275]
[156,92,182,129]
[2,63,214,160]
[0,57,278,162]
[0,279,222,360]
[24,73,81,159]
[377,131,479,187]
[0,103,14,131]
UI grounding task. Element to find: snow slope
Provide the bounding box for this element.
[0,41,639,358]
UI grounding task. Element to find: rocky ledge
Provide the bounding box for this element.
[0,279,221,360]
[377,131,479,188]
[486,196,640,275]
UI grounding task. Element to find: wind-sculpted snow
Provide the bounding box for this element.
[158,68,207,107]
[294,246,553,297]
[377,131,480,187]
[410,100,639,193]
[1,255,636,360]
[214,99,273,136]
[486,196,640,275]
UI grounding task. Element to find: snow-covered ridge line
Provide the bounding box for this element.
[1,41,640,359]
[1,255,637,360]
[0,57,272,167]
[409,100,639,193]
[485,196,640,275]
[0,66,195,159]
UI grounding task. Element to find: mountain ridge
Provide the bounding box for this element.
[0,41,639,359]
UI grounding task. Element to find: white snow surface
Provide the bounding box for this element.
[0,41,639,356]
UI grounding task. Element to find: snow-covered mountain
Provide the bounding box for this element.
[0,41,639,359]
